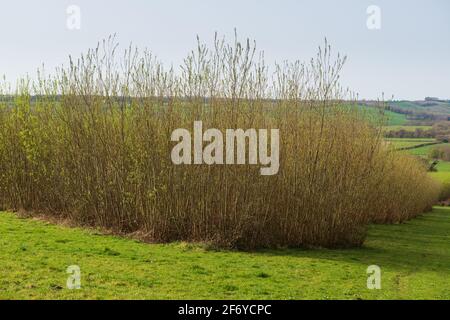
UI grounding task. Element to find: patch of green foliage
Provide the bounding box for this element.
[0,208,449,299]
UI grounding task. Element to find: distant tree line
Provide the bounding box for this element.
[432,122,450,142]
[387,105,449,122]
[384,128,434,139]
[430,145,450,161]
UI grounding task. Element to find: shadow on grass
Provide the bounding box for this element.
[256,207,450,273]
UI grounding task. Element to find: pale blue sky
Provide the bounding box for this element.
[0,0,449,100]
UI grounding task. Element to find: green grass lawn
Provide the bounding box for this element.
[1,208,449,300]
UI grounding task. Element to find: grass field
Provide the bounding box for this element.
[359,106,408,126]
[430,172,450,184]
[383,125,433,132]
[385,138,437,149]
[404,143,447,156]
[389,139,450,182]
[387,139,450,183]
[1,207,449,300]
[382,110,408,126]
[430,161,450,183]
[436,161,450,172]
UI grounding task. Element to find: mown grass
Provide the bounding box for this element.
[1,207,449,300]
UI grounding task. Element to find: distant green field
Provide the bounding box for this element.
[384,111,408,126]
[385,138,436,149]
[357,105,408,126]
[386,138,435,142]
[391,101,423,113]
[436,161,450,172]
[383,125,432,132]
[404,143,447,156]
[430,161,450,183]
[387,138,450,183]
[430,171,450,183]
